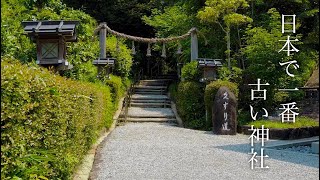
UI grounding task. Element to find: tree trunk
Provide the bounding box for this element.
[226,28,231,71]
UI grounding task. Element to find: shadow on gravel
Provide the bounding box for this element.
[213,143,319,168]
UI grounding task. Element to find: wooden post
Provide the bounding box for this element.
[191,28,198,61]
[58,36,64,63]
[99,22,107,59]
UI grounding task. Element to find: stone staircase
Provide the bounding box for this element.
[118,78,177,123]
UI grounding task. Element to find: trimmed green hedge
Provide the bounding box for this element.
[204,80,238,129]
[168,82,178,102]
[176,81,206,130]
[1,59,122,179]
[181,61,201,81]
[104,75,127,106]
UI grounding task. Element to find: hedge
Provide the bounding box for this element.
[181,61,201,81]
[204,80,238,129]
[104,75,131,107]
[1,59,121,179]
[176,81,206,129]
[168,82,178,102]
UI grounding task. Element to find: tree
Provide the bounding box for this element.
[197,0,252,70]
[240,8,317,113]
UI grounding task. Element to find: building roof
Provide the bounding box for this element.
[303,68,319,89]
[22,20,79,42]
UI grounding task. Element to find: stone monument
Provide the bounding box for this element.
[212,86,237,135]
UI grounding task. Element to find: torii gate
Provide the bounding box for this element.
[93,22,221,81]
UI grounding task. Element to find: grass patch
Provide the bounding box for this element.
[245,116,319,129]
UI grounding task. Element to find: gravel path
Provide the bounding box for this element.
[90,123,319,180]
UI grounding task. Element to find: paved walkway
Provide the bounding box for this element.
[90,123,319,180]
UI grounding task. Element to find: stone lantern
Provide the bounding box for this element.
[197,58,222,82]
[22,20,79,70]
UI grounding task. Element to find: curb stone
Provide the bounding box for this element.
[168,92,183,127]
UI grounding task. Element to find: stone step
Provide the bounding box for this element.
[138,80,170,86]
[125,107,175,118]
[131,94,169,100]
[134,89,165,93]
[130,102,171,108]
[154,76,177,80]
[131,98,170,102]
[134,86,167,90]
[118,117,177,123]
[134,89,165,92]
[134,92,165,95]
[139,83,167,86]
[130,100,170,104]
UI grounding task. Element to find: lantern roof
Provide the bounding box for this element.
[197,58,222,67]
[22,20,79,42]
[93,58,116,66]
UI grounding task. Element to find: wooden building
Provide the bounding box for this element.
[299,68,319,119]
[301,68,319,100]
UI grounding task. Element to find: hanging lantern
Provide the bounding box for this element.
[116,37,120,53]
[131,41,136,55]
[176,42,182,54]
[146,43,152,57]
[161,43,166,58]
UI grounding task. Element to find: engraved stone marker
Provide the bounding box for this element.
[212,86,237,135]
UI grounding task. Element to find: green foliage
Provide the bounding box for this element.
[217,66,243,84]
[106,36,133,77]
[1,0,36,63]
[168,82,178,102]
[104,75,129,106]
[241,8,317,111]
[204,80,238,129]
[197,0,252,68]
[141,3,200,64]
[1,58,124,179]
[142,6,191,36]
[246,117,319,129]
[197,0,251,25]
[1,0,132,82]
[176,81,206,129]
[237,110,251,126]
[181,61,201,81]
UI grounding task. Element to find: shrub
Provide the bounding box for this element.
[104,74,129,105]
[1,0,132,82]
[106,36,133,78]
[168,82,178,102]
[181,61,201,81]
[204,80,238,129]
[217,66,243,85]
[121,77,132,91]
[1,58,118,179]
[176,81,205,129]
